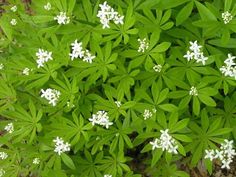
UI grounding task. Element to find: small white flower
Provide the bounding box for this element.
[222,11,233,24]
[11,5,17,12]
[138,38,149,53]
[196,52,208,65]
[113,14,124,25]
[183,51,194,61]
[54,12,70,25]
[153,64,162,72]
[83,50,96,63]
[0,63,4,70]
[89,111,113,129]
[22,68,31,75]
[150,138,160,150]
[104,175,112,177]
[44,2,51,11]
[41,88,61,106]
[33,157,40,164]
[0,152,8,160]
[4,123,14,133]
[204,149,215,161]
[36,49,53,68]
[53,137,71,155]
[0,169,5,177]
[221,159,231,169]
[114,101,121,108]
[189,86,198,96]
[189,41,202,53]
[214,149,224,160]
[143,109,152,120]
[225,54,236,66]
[10,19,17,26]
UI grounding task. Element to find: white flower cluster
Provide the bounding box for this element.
[150,129,178,154]
[189,86,198,96]
[4,123,14,133]
[0,63,4,70]
[97,1,124,29]
[104,175,112,177]
[44,2,51,11]
[36,49,53,68]
[220,54,236,79]
[10,19,17,26]
[0,152,8,160]
[53,137,71,155]
[222,11,233,24]
[143,109,152,120]
[11,5,17,12]
[183,41,208,65]
[33,157,40,164]
[153,64,162,72]
[69,40,95,63]
[205,139,236,169]
[89,111,113,129]
[41,88,60,106]
[54,12,70,25]
[143,109,156,120]
[138,38,149,53]
[0,169,5,177]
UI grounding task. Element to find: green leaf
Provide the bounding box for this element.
[171,119,189,133]
[195,1,217,21]
[225,0,232,11]
[0,15,13,40]
[193,97,200,116]
[179,96,191,109]
[208,128,232,136]
[201,109,209,132]
[221,29,230,46]
[198,94,216,107]
[160,0,189,9]
[157,88,169,104]
[168,91,188,99]
[159,104,178,112]
[61,153,76,170]
[191,142,203,165]
[151,149,163,167]
[176,2,194,26]
[151,42,171,53]
[68,0,76,14]
[121,101,136,109]
[32,15,54,23]
[173,134,192,142]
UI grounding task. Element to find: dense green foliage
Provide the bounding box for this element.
[0,0,236,176]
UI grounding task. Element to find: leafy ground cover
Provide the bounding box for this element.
[0,0,236,177]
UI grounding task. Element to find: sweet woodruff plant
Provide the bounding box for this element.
[0,0,236,177]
